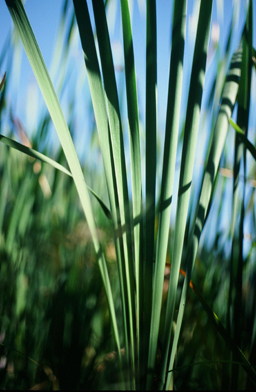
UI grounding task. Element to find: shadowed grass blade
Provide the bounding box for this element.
[143,1,157,387]
[230,3,252,387]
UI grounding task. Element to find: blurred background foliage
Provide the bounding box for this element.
[0,0,256,390]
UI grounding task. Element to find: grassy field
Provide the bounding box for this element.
[0,0,256,389]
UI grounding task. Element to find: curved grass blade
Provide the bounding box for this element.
[0,134,72,176]
[0,134,112,220]
[5,0,121,370]
[229,119,256,161]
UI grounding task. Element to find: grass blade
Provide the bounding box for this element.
[147,0,187,388]
[162,1,213,389]
[168,44,243,387]
[0,134,112,220]
[143,1,157,386]
[91,1,136,385]
[120,0,143,384]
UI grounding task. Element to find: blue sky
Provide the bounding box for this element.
[0,0,255,256]
[0,0,251,143]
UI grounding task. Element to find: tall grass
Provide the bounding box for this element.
[1,0,256,389]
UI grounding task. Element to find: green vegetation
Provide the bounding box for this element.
[0,0,256,389]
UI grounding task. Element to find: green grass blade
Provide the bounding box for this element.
[0,72,6,92]
[91,1,136,385]
[147,0,187,388]
[167,44,243,387]
[229,119,256,161]
[5,0,121,371]
[0,134,72,176]
[230,4,252,386]
[143,1,157,386]
[72,1,129,381]
[120,0,143,383]
[161,1,213,389]
[0,134,112,220]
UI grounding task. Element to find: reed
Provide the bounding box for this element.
[1,0,256,389]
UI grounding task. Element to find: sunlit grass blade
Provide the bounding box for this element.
[0,134,72,176]
[0,134,112,220]
[91,1,136,386]
[72,0,135,384]
[147,0,187,389]
[229,119,256,161]
[120,0,142,383]
[5,0,121,373]
[72,1,130,383]
[161,1,213,389]
[168,43,243,387]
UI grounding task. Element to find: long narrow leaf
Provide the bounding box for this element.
[143,1,157,387]
[120,0,142,385]
[91,1,136,386]
[0,134,112,220]
[162,1,213,389]
[169,44,243,387]
[147,1,187,389]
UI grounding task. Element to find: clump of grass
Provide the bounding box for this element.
[1,0,256,389]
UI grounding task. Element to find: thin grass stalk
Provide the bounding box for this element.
[142,0,157,387]
[91,1,136,386]
[147,0,187,389]
[5,0,122,377]
[120,0,142,384]
[230,119,244,390]
[160,1,213,389]
[230,5,252,385]
[167,44,243,389]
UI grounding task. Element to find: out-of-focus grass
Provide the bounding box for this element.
[0,7,115,388]
[0,0,256,390]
